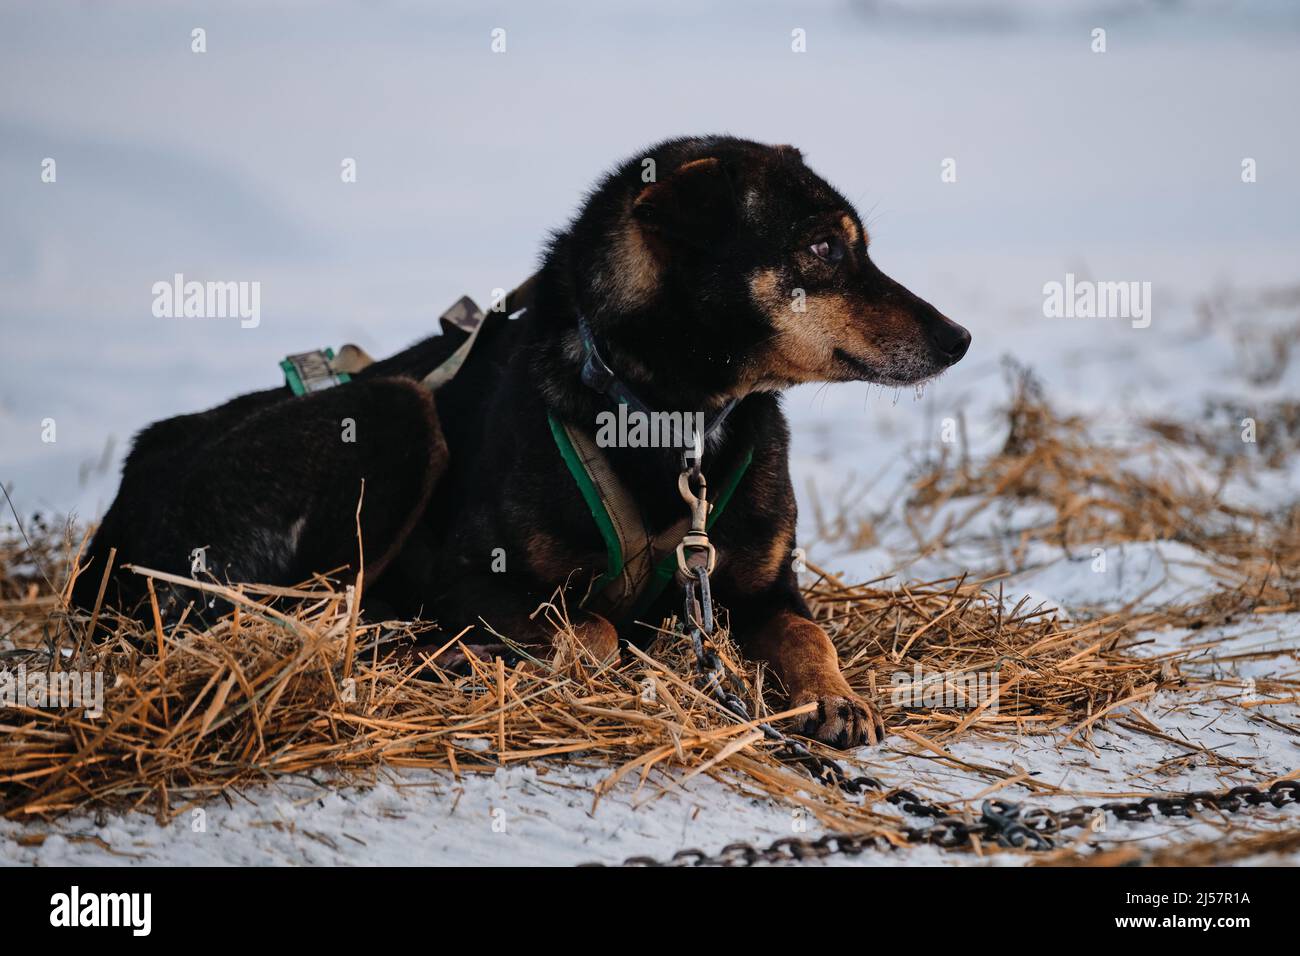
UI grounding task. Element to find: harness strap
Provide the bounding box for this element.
[548,412,753,625]
[281,348,352,395]
[547,415,631,596]
[281,276,540,398]
[421,276,539,391]
[421,296,488,390]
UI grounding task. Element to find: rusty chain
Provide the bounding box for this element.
[581,452,1300,866]
[599,781,1300,866]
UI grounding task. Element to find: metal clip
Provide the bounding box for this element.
[675,466,716,582]
[677,469,710,531]
[676,529,717,582]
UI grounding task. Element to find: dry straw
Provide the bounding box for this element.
[1,367,1295,859]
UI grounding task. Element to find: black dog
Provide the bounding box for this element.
[74,136,970,747]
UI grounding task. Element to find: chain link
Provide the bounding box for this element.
[585,458,1300,866]
[594,781,1300,866]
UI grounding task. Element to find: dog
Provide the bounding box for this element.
[73,135,970,748]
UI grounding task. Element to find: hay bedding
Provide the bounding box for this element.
[1,372,1297,864]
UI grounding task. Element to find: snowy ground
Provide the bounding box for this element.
[5,264,1298,868]
[4,611,1297,867]
[3,2,1299,865]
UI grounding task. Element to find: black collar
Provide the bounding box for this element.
[576,313,738,451]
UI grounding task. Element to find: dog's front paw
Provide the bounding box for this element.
[397,641,516,675]
[792,690,885,749]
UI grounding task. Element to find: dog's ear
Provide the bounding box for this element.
[631,157,737,247]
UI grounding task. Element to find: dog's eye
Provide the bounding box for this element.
[809,237,844,263]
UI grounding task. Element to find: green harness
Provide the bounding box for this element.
[281,279,753,627]
[548,414,752,626]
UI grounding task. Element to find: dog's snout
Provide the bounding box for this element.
[873,269,970,368]
[933,317,971,362]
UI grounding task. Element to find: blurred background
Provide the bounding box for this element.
[2,0,1299,524]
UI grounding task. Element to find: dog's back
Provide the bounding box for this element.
[70,313,504,622]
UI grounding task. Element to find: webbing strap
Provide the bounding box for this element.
[421,296,487,391]
[280,348,352,395]
[548,412,752,625]
[547,415,627,594]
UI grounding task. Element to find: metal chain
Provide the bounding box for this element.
[589,456,1300,866]
[601,780,1300,866]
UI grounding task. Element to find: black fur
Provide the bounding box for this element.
[74,136,971,746]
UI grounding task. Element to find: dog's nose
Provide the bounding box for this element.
[933,317,971,362]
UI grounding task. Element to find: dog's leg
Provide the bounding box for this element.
[740,604,884,748]
[481,604,620,667]
[406,596,620,672]
[535,609,621,663]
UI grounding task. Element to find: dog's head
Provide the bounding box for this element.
[566,136,970,399]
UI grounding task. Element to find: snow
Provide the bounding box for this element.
[3,1,1299,866]
[5,613,1297,867]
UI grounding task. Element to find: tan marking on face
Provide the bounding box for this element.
[746,269,883,387]
[615,158,728,310]
[602,212,661,311]
[748,267,784,314]
[802,293,893,375]
[840,215,859,246]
